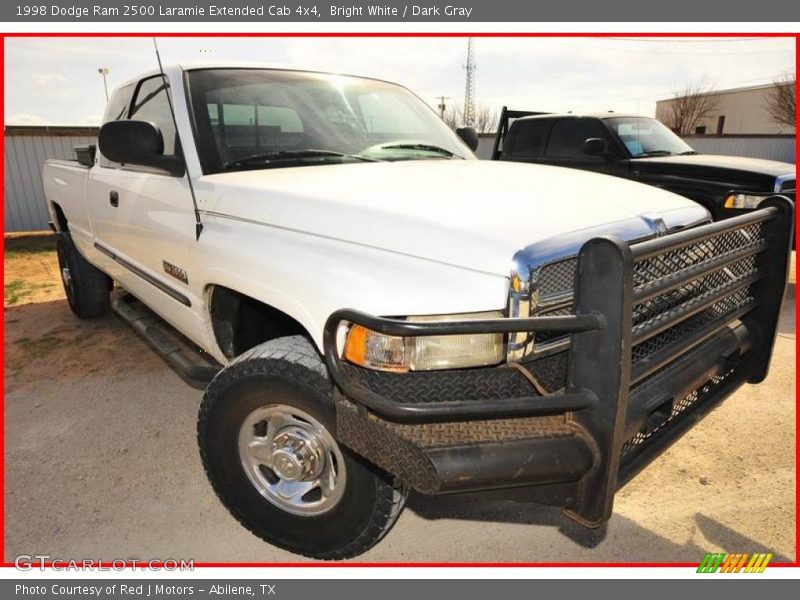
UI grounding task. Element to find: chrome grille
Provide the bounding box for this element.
[537,259,577,299]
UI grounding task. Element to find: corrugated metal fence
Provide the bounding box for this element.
[4,126,98,232]
[683,135,795,164]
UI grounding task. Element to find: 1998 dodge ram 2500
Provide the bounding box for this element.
[43,64,794,559]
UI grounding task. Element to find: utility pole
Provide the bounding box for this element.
[463,38,476,127]
[97,67,110,101]
[436,95,450,119]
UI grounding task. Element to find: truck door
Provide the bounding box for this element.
[89,75,196,314]
[539,117,629,178]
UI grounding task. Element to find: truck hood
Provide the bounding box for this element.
[633,153,795,179]
[198,160,709,277]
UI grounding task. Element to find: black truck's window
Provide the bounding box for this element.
[129,76,177,156]
[506,120,549,157]
[545,118,609,158]
[606,117,694,157]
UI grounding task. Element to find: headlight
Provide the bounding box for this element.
[343,311,505,372]
[724,193,764,209]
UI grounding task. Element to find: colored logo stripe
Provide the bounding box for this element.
[697,553,772,573]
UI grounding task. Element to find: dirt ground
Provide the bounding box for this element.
[3,233,796,563]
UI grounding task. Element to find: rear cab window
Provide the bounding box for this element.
[545,118,611,158]
[206,102,305,153]
[505,119,550,158]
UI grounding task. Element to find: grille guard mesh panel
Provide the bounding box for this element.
[526,222,765,392]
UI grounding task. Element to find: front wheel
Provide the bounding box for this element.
[197,335,408,559]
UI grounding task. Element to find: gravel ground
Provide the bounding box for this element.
[3,236,796,564]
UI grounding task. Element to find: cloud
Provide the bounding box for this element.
[5,113,51,125]
[31,72,67,86]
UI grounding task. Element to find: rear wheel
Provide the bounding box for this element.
[56,232,110,318]
[198,335,408,559]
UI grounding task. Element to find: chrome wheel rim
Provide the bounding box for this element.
[61,266,73,291]
[238,405,346,516]
[57,251,75,305]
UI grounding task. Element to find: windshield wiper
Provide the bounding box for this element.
[634,150,674,157]
[678,150,698,155]
[377,143,461,158]
[224,149,379,170]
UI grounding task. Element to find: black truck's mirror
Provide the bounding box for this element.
[456,126,479,151]
[98,120,184,176]
[583,137,610,158]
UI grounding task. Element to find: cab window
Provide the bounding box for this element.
[102,83,135,123]
[545,118,609,158]
[207,102,304,151]
[129,76,178,156]
[506,119,549,157]
[98,83,135,168]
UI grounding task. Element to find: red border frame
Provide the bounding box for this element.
[1,30,797,570]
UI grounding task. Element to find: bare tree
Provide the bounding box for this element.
[662,85,720,136]
[442,105,463,130]
[442,104,498,133]
[764,73,796,129]
[473,106,499,134]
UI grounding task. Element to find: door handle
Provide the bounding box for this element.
[109,191,119,207]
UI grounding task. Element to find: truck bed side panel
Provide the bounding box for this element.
[42,160,94,255]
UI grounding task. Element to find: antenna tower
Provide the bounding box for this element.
[463,38,477,127]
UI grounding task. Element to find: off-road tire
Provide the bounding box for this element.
[198,335,408,560]
[56,232,110,318]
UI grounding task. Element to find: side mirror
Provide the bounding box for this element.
[98,120,184,176]
[583,137,611,158]
[74,144,96,167]
[456,126,479,152]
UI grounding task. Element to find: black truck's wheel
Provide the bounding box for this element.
[198,335,408,560]
[56,232,110,318]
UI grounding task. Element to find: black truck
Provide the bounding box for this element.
[491,108,796,223]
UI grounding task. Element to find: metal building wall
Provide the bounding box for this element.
[4,130,97,232]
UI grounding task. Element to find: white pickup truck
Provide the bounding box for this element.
[43,63,793,559]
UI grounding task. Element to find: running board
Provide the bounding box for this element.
[111,294,222,389]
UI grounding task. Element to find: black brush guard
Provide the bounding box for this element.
[322,196,793,527]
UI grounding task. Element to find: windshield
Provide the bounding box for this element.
[605,117,695,158]
[186,68,475,173]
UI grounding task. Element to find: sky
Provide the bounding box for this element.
[4,36,796,126]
